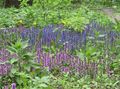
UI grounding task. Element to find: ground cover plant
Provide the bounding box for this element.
[0,0,120,89]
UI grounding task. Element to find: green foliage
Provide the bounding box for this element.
[0,1,120,88]
[0,0,3,7]
[0,39,53,88]
[49,73,120,89]
[4,40,37,88]
[30,76,50,89]
[0,0,112,31]
[110,57,120,75]
[33,0,71,9]
[19,0,29,7]
[114,19,120,31]
[84,0,120,6]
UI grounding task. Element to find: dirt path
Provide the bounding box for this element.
[101,8,120,22]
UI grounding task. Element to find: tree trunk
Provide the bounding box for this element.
[5,0,33,8]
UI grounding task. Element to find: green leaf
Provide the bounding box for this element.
[76,52,85,61]
[22,41,29,49]
[11,68,17,74]
[39,84,48,88]
[9,58,18,64]
[14,39,22,49]
[7,46,17,53]
[40,76,50,83]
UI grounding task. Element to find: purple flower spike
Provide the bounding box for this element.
[11,83,16,89]
[82,30,87,45]
[63,67,69,73]
[109,31,115,44]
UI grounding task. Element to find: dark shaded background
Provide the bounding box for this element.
[5,0,33,8]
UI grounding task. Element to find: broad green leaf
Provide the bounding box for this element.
[9,58,18,64]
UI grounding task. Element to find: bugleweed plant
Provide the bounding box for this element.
[0,23,120,89]
[0,39,52,88]
[0,1,120,89]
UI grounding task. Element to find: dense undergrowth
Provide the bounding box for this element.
[0,1,111,31]
[0,0,120,89]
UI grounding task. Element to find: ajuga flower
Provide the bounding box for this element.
[4,85,8,89]
[11,83,16,89]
